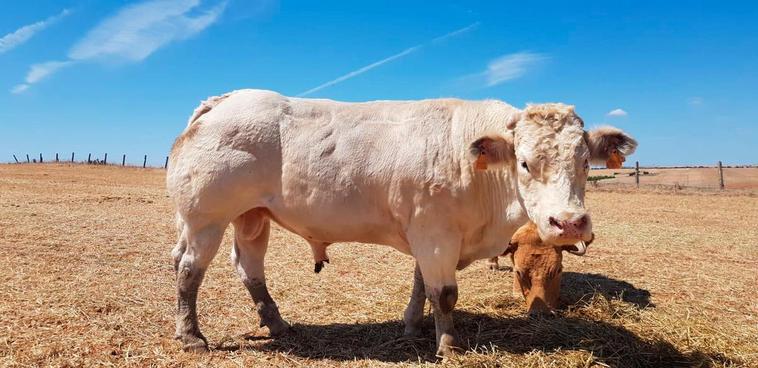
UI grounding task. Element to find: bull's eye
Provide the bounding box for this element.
[583,159,589,171]
[521,162,529,172]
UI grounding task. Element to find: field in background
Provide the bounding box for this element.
[1,164,756,367]
[590,166,758,191]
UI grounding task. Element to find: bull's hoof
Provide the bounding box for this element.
[435,333,461,358]
[266,319,292,337]
[403,325,423,337]
[180,334,209,352]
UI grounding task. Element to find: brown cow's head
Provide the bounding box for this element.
[471,103,636,245]
[504,221,590,315]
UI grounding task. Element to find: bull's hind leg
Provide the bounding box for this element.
[403,262,426,336]
[175,222,226,352]
[231,209,290,336]
[171,216,187,272]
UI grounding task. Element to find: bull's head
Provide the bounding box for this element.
[504,221,591,315]
[471,103,636,245]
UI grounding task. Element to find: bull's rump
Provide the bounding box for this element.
[168,90,467,249]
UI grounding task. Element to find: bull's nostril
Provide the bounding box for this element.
[549,217,563,230]
[577,215,588,228]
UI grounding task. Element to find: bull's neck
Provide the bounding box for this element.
[453,100,523,225]
[469,167,520,224]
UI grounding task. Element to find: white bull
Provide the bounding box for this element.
[167,89,636,356]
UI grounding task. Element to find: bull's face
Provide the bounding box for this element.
[506,222,590,315]
[470,103,637,245]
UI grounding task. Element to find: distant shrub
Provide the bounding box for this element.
[588,175,615,182]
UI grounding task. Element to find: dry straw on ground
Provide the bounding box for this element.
[0,164,756,367]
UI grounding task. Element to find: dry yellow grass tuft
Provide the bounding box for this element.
[0,164,756,367]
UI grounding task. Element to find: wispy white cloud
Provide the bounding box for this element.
[688,96,704,106]
[12,0,226,94]
[298,22,480,97]
[10,84,29,94]
[12,61,73,94]
[69,0,227,62]
[607,108,628,117]
[484,52,546,86]
[0,9,70,54]
[27,61,73,83]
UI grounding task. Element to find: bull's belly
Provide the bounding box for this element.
[262,204,411,254]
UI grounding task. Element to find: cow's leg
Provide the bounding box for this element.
[171,218,187,272]
[410,229,462,357]
[231,210,290,336]
[403,262,426,336]
[175,222,226,352]
[486,256,499,271]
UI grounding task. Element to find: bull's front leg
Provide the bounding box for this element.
[403,262,425,336]
[409,227,463,358]
[426,282,460,357]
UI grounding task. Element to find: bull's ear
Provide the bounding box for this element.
[585,126,637,167]
[469,134,515,171]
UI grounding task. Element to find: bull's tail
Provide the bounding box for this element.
[186,91,237,126]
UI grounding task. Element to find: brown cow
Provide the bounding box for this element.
[490,221,592,315]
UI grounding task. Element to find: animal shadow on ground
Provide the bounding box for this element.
[219,311,730,366]
[560,272,654,309]
[214,273,735,365]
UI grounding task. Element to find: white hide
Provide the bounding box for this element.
[167,90,527,270]
[167,89,636,276]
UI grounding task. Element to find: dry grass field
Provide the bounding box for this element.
[1,164,757,367]
[590,167,758,190]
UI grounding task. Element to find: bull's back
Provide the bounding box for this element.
[271,97,446,246]
[168,90,447,248]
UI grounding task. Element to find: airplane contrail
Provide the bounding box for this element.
[298,22,480,97]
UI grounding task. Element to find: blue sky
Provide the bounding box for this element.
[1,0,756,166]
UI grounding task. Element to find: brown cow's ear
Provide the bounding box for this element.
[469,133,515,171]
[502,241,518,255]
[585,126,637,167]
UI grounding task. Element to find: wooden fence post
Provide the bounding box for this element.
[122,154,126,166]
[13,155,19,163]
[104,153,108,165]
[143,155,147,168]
[55,153,59,162]
[635,161,640,188]
[87,153,91,164]
[26,154,30,163]
[164,156,169,169]
[39,153,43,163]
[71,152,75,162]
[718,161,725,190]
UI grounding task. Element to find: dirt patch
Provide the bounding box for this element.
[0,164,756,367]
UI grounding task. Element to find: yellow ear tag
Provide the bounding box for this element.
[475,153,488,170]
[606,150,624,169]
